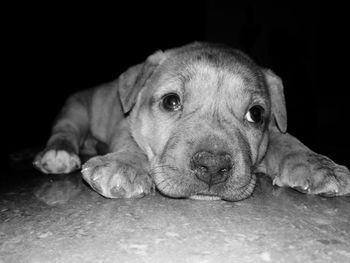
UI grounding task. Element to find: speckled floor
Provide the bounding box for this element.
[1,166,350,263]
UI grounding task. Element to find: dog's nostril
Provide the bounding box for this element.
[198,165,209,173]
[219,168,229,173]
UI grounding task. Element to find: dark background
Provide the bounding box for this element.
[5,1,349,171]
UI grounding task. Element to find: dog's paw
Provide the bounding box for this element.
[273,152,350,196]
[33,149,81,174]
[81,155,154,198]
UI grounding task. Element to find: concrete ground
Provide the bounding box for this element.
[1,161,350,263]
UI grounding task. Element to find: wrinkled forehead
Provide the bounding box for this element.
[150,47,267,100]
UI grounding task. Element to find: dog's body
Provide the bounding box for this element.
[34,42,350,201]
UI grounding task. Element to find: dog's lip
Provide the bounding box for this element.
[189,194,222,201]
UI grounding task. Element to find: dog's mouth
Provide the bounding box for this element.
[189,173,257,202]
[152,168,257,201]
[152,153,257,201]
[189,193,222,201]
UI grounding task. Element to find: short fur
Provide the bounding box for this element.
[34,42,350,201]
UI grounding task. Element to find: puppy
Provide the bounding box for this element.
[34,42,350,201]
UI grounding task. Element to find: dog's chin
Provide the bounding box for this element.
[220,174,257,201]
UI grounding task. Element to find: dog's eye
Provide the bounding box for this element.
[245,105,264,124]
[162,93,182,112]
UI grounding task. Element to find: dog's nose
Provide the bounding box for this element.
[191,151,232,186]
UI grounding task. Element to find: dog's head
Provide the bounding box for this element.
[119,42,287,201]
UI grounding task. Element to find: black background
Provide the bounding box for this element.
[5,1,349,170]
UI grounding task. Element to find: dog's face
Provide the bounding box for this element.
[124,43,286,201]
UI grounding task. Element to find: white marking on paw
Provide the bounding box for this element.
[34,150,80,174]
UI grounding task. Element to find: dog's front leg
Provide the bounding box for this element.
[33,92,90,174]
[81,122,154,198]
[259,127,350,196]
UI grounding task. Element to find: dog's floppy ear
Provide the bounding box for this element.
[263,69,287,133]
[118,50,167,113]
